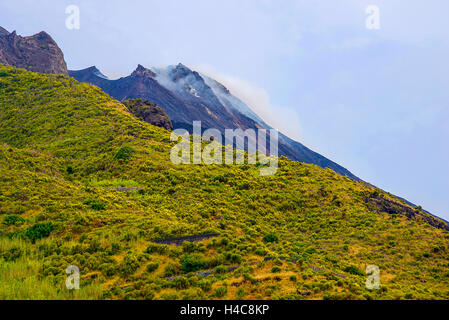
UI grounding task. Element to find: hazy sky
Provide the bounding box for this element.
[1,0,448,219]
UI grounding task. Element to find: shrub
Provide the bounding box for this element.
[215,265,227,274]
[114,146,135,161]
[146,262,159,273]
[120,254,140,276]
[100,263,117,277]
[344,265,364,276]
[164,263,178,277]
[236,287,246,299]
[1,247,23,262]
[198,279,212,292]
[182,288,205,300]
[3,214,25,226]
[66,166,74,174]
[145,243,168,255]
[264,233,279,243]
[173,277,189,290]
[214,286,227,298]
[181,254,207,273]
[404,293,414,299]
[25,222,54,243]
[224,252,242,264]
[271,266,282,273]
[182,241,197,253]
[90,201,106,211]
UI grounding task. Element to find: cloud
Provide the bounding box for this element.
[194,65,303,142]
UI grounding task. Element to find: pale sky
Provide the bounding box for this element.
[1,0,448,219]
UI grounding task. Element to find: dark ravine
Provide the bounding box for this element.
[151,233,221,246]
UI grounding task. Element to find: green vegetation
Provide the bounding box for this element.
[114,146,136,162]
[3,214,25,226]
[25,222,54,243]
[344,265,365,276]
[264,233,279,244]
[0,66,449,300]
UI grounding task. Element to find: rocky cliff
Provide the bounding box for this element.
[0,27,68,75]
[122,98,173,131]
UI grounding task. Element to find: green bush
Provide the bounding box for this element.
[344,265,364,276]
[25,222,54,243]
[182,241,197,253]
[114,146,135,161]
[1,247,23,262]
[181,254,207,273]
[224,252,242,264]
[264,233,279,243]
[173,277,189,290]
[120,254,140,276]
[145,243,168,254]
[90,201,106,211]
[3,214,25,226]
[404,293,414,299]
[236,287,246,299]
[198,279,212,292]
[214,286,227,298]
[146,262,159,273]
[215,265,227,274]
[271,266,282,273]
[164,263,178,277]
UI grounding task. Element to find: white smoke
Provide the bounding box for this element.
[193,65,303,142]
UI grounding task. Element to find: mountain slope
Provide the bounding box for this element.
[69,64,358,179]
[0,27,68,76]
[1,66,449,300]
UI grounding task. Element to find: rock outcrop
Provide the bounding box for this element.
[0,27,68,75]
[122,98,173,131]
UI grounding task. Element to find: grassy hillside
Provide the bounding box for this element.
[0,65,449,300]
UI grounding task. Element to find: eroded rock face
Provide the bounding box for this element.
[365,191,449,231]
[0,27,68,76]
[122,98,173,131]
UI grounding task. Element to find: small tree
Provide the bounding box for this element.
[264,233,279,243]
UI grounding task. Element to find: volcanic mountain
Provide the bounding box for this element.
[70,64,358,179]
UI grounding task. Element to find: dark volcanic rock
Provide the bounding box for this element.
[365,191,449,231]
[131,64,156,78]
[0,28,68,75]
[70,65,216,132]
[68,66,108,82]
[122,98,173,131]
[0,26,9,36]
